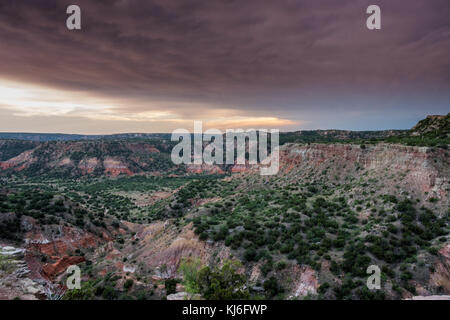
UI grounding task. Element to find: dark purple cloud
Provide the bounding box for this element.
[0,0,448,130]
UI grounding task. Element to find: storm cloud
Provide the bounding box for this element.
[0,0,448,133]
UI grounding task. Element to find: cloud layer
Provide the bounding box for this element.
[0,0,448,133]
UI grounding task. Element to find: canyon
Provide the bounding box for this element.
[0,115,448,300]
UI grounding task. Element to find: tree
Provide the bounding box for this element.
[179,259,249,300]
[178,257,202,293]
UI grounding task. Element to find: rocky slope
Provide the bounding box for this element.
[411,114,450,136]
[277,143,449,212]
[0,140,176,177]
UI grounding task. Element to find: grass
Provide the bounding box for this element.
[0,254,14,273]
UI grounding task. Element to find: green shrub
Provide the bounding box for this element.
[164,279,177,295]
[263,277,283,298]
[124,279,134,290]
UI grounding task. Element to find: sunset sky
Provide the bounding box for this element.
[0,0,449,134]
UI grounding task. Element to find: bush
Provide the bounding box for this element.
[123,279,134,290]
[263,277,283,298]
[179,259,249,300]
[179,257,202,293]
[244,248,257,262]
[165,279,178,295]
[318,282,330,294]
[197,260,249,300]
[261,261,273,276]
[428,247,439,255]
[275,261,287,271]
[102,286,117,300]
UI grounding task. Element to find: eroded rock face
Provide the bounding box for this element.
[408,295,450,300]
[0,141,164,176]
[94,221,231,283]
[0,150,35,171]
[230,163,258,173]
[26,226,99,256]
[21,222,104,280]
[287,265,319,299]
[430,244,450,293]
[167,292,201,300]
[103,157,133,176]
[0,246,25,256]
[279,143,449,211]
[78,157,99,174]
[42,256,85,279]
[186,163,225,174]
[131,223,209,278]
[0,245,46,300]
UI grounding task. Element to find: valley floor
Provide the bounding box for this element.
[0,143,449,300]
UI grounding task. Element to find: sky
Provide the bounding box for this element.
[0,0,449,134]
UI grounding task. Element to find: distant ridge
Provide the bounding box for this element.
[0,114,448,143]
[0,132,171,142]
